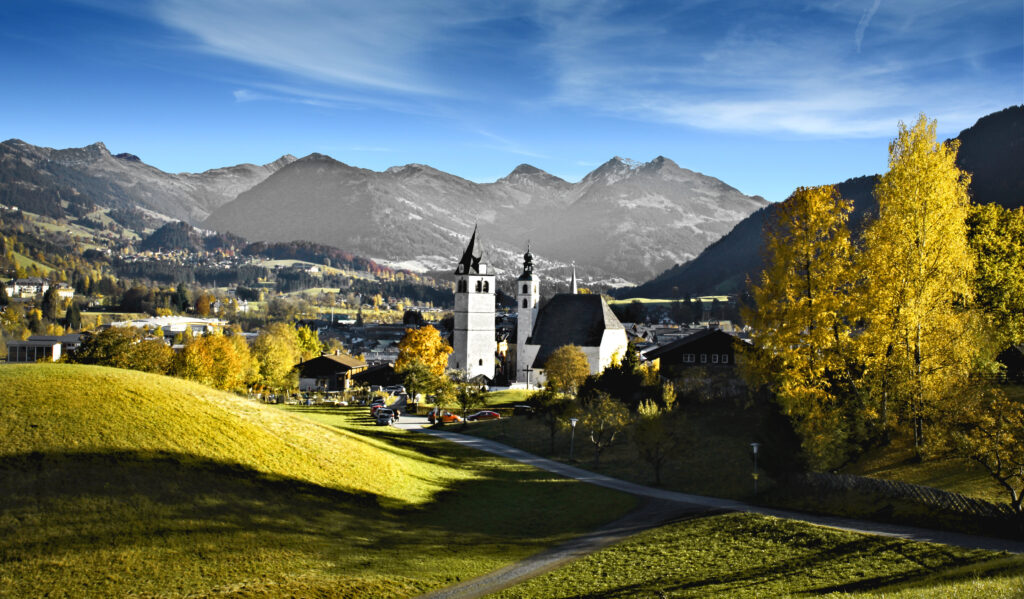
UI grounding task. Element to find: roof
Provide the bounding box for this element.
[642,328,745,360]
[455,226,484,274]
[528,294,623,368]
[296,353,368,376]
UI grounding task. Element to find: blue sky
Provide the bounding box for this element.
[1,0,1021,202]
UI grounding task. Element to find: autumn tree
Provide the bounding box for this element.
[173,332,256,392]
[633,399,681,485]
[859,114,977,449]
[530,387,576,454]
[455,381,486,423]
[742,185,859,469]
[296,325,324,361]
[396,325,452,377]
[967,203,1024,347]
[251,322,302,391]
[581,392,630,466]
[544,345,590,397]
[71,327,173,374]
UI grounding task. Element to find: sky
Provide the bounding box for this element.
[1,0,1021,202]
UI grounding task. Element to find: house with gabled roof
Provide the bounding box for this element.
[296,352,368,392]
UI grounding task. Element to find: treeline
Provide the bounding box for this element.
[242,240,386,274]
[743,116,1024,510]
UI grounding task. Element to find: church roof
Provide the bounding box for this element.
[528,294,624,368]
[455,226,484,274]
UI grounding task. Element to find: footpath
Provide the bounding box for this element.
[393,418,1024,598]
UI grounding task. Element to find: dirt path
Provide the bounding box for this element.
[397,419,1024,598]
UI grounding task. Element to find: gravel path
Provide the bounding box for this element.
[395,417,1024,598]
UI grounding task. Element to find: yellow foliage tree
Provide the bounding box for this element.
[859,114,977,448]
[395,325,452,378]
[743,185,859,468]
[544,345,591,397]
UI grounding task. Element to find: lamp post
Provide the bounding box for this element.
[750,442,761,495]
[569,418,579,462]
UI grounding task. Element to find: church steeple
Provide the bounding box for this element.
[455,225,483,274]
[570,263,578,294]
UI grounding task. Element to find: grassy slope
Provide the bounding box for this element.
[489,512,1024,599]
[0,364,635,598]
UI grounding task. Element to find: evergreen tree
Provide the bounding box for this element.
[65,303,81,330]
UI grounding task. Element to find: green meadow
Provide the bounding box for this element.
[489,512,1024,599]
[0,364,635,597]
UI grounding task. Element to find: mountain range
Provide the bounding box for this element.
[621,105,1024,298]
[202,154,767,283]
[0,139,295,222]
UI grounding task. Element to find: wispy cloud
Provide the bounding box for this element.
[473,129,548,159]
[854,0,883,52]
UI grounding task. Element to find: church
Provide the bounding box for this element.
[450,227,628,387]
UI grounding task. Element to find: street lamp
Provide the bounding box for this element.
[750,442,761,495]
[569,418,579,461]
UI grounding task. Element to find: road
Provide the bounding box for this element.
[393,416,1024,598]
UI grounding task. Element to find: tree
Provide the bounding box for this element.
[940,386,1024,511]
[581,392,630,466]
[251,322,302,391]
[633,399,680,486]
[396,325,452,378]
[401,359,444,403]
[967,203,1024,347]
[71,327,173,374]
[40,286,60,321]
[64,303,82,331]
[173,332,256,392]
[742,185,859,469]
[296,325,324,361]
[173,282,190,313]
[530,387,575,454]
[455,382,486,423]
[860,114,977,450]
[0,283,9,307]
[544,345,590,397]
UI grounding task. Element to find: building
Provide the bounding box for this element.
[513,256,627,387]
[449,226,496,380]
[642,328,745,377]
[296,352,369,391]
[6,339,62,363]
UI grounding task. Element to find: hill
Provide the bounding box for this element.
[202,154,767,283]
[621,105,1024,298]
[0,364,633,597]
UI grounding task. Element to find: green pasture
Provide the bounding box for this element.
[0,364,635,598]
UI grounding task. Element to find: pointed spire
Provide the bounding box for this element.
[570,262,578,294]
[455,225,484,274]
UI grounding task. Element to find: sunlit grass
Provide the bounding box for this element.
[0,364,636,597]
[489,512,1024,599]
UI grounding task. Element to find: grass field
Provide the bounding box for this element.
[0,364,636,598]
[488,512,1024,598]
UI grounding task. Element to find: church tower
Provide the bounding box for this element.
[516,245,540,385]
[451,226,496,380]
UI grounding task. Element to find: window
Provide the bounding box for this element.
[479,359,483,366]
[712,354,719,364]
[522,284,528,293]
[475,280,482,292]
[700,353,707,363]
[722,354,729,364]
[683,353,695,363]
[523,299,528,308]
[483,281,489,293]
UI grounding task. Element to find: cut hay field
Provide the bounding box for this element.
[0,364,635,598]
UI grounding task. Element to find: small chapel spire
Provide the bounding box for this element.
[570,262,578,294]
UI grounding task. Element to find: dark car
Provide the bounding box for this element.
[375,408,396,426]
[512,404,535,416]
[466,410,501,422]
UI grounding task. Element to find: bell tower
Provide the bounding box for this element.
[516,244,540,385]
[451,226,496,380]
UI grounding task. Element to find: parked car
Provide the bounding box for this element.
[466,410,501,421]
[513,404,535,416]
[427,409,463,424]
[376,408,396,426]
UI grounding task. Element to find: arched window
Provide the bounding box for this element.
[475,280,482,292]
[483,281,489,293]
[522,284,528,293]
[457,280,466,293]
[479,359,483,366]
[522,299,528,308]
